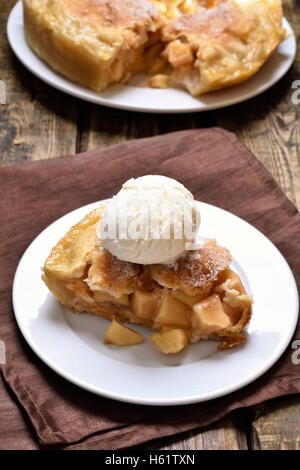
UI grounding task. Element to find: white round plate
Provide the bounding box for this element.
[7,1,296,114]
[13,200,299,406]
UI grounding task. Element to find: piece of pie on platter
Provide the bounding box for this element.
[42,205,253,354]
[23,0,285,96]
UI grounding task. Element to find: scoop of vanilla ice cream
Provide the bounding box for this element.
[99,175,200,264]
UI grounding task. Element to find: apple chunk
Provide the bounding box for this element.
[172,289,210,308]
[192,294,231,335]
[215,269,246,295]
[154,290,191,328]
[94,291,129,306]
[131,290,160,321]
[104,320,144,346]
[151,328,188,354]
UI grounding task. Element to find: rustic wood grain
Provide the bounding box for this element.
[1,0,299,451]
[249,396,300,450]
[81,104,216,152]
[214,0,300,450]
[214,0,300,210]
[142,412,248,450]
[0,0,78,164]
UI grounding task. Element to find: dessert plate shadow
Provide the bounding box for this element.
[12,200,299,405]
[7,1,297,114]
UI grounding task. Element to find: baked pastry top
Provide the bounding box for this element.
[42,206,252,353]
[23,0,285,95]
[161,0,286,94]
[23,0,163,91]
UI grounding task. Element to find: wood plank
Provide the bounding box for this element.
[250,396,300,450]
[0,0,78,165]
[82,104,216,152]
[214,0,300,450]
[214,0,300,209]
[143,413,248,450]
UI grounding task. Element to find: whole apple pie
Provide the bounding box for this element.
[23,0,285,96]
[42,176,252,354]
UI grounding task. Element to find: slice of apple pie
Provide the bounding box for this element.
[160,0,286,95]
[23,0,285,96]
[23,0,164,92]
[42,205,252,354]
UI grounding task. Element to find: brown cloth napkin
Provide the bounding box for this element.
[0,128,299,450]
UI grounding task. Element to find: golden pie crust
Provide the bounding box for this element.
[23,0,285,96]
[42,206,253,352]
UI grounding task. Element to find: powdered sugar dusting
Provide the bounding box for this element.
[173,1,239,37]
[150,239,232,291]
[98,247,141,285]
[90,0,159,27]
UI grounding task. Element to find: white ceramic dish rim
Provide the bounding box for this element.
[7,1,297,114]
[12,200,299,406]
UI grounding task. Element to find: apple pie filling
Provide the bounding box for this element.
[42,206,252,354]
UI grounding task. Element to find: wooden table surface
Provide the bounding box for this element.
[1,0,299,450]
